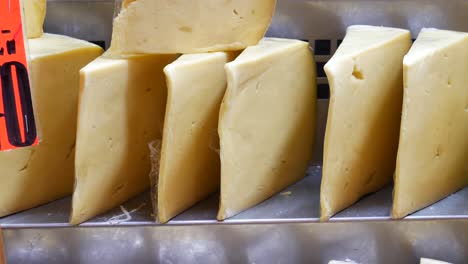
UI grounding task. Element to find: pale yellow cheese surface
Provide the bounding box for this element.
[23,0,46,39]
[218,38,316,220]
[108,0,276,54]
[156,52,237,223]
[321,25,411,220]
[71,54,177,225]
[0,34,103,217]
[392,28,468,218]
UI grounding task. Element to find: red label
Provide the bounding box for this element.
[0,0,39,151]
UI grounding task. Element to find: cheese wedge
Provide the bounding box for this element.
[155,52,238,223]
[217,38,316,220]
[420,258,452,264]
[392,29,468,218]
[0,34,103,217]
[23,0,46,39]
[320,25,411,220]
[71,54,177,225]
[108,0,276,55]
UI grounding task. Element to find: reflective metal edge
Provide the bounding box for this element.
[3,220,468,263]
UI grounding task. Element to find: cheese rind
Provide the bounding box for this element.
[71,54,177,225]
[392,28,468,218]
[321,25,411,220]
[23,0,46,39]
[108,0,276,54]
[156,52,237,223]
[218,38,316,220]
[0,34,103,217]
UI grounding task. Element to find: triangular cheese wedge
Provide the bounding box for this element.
[23,0,46,39]
[321,25,411,220]
[218,38,316,220]
[0,34,102,217]
[70,54,177,225]
[392,28,468,218]
[108,0,276,54]
[155,52,238,223]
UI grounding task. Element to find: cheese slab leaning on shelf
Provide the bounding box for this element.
[108,0,276,55]
[23,0,46,39]
[392,29,468,219]
[70,54,177,225]
[217,38,316,220]
[320,25,411,220]
[0,34,103,217]
[156,52,238,223]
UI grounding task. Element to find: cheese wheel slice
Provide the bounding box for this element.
[71,54,177,225]
[155,52,238,223]
[23,0,46,39]
[321,25,411,220]
[392,28,468,218]
[0,34,103,217]
[108,0,276,55]
[218,38,316,220]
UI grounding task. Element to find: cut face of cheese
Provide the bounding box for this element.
[108,0,276,55]
[218,38,316,220]
[0,34,103,217]
[392,28,468,218]
[156,52,238,223]
[321,25,411,220]
[71,54,177,225]
[23,0,46,39]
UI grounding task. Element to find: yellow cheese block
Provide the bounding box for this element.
[217,38,316,220]
[392,28,468,218]
[0,34,103,217]
[71,54,177,225]
[23,0,46,39]
[320,25,411,220]
[156,52,238,223]
[108,0,276,55]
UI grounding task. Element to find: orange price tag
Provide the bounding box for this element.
[0,227,5,264]
[0,0,38,151]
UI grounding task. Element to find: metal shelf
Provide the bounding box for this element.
[2,164,468,229]
[2,165,468,263]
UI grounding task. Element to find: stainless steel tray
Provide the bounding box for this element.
[2,0,468,263]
